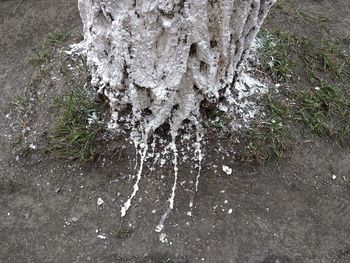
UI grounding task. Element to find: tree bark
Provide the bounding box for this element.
[77,0,275,139]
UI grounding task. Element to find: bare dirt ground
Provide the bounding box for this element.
[0,0,350,262]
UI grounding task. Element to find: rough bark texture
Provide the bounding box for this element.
[77,0,275,140]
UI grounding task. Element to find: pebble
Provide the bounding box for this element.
[97,234,107,240]
[222,165,232,175]
[97,198,104,206]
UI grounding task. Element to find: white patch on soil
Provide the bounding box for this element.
[159,233,168,244]
[222,165,232,175]
[97,197,104,206]
[97,234,107,240]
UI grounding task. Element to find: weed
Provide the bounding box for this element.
[49,89,103,162]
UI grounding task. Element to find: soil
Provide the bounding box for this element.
[0,1,349,262]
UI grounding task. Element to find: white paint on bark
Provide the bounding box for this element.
[76,0,276,140]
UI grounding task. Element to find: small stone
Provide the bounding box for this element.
[29,143,37,150]
[97,234,107,240]
[222,165,232,175]
[97,198,104,206]
[159,233,168,243]
[55,187,61,193]
[332,174,337,180]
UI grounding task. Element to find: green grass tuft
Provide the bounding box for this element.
[257,30,297,80]
[300,37,350,82]
[298,83,350,142]
[47,31,71,45]
[49,89,103,162]
[28,47,52,66]
[10,84,40,114]
[243,93,291,163]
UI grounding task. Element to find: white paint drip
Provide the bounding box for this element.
[121,143,148,217]
[155,207,171,233]
[194,128,203,193]
[168,141,179,211]
[155,135,179,232]
[187,127,204,217]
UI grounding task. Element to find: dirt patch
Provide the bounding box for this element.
[1,1,349,262]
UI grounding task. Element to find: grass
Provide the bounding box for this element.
[245,30,350,163]
[207,109,230,129]
[47,31,71,44]
[28,31,71,66]
[48,89,103,162]
[256,30,297,80]
[114,228,132,240]
[242,93,291,163]
[256,29,349,82]
[10,84,40,115]
[28,46,52,66]
[344,36,350,48]
[298,83,350,142]
[11,135,32,157]
[241,82,350,163]
[11,29,96,161]
[319,38,350,80]
[270,0,298,22]
[12,94,31,113]
[301,38,350,82]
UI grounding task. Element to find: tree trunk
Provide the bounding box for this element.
[76,0,275,224]
[77,0,275,140]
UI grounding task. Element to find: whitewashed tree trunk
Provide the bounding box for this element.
[77,0,275,140]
